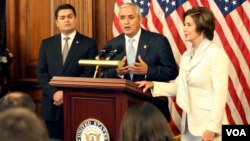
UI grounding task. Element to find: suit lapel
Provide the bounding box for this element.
[118,35,126,59]
[116,35,127,63]
[53,35,64,70]
[132,29,150,81]
[63,32,80,69]
[137,29,150,60]
[186,40,212,72]
[118,35,131,80]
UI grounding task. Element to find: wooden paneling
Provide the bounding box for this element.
[94,0,116,48]
[6,0,52,79]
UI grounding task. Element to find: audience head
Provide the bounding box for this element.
[0,107,49,141]
[119,102,174,141]
[183,7,215,40]
[55,4,77,35]
[0,91,35,112]
[118,3,142,38]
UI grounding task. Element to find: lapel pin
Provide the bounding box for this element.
[144,45,147,49]
[76,41,79,44]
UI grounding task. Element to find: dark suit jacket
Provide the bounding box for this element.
[102,28,178,82]
[36,32,98,121]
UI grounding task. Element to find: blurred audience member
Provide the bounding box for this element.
[119,102,175,141]
[0,91,35,112]
[0,108,49,141]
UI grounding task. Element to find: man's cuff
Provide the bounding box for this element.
[117,74,124,79]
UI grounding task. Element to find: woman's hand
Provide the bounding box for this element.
[135,81,154,93]
[202,130,215,141]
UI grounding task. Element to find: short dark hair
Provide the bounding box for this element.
[183,7,215,40]
[55,4,76,19]
[0,91,35,112]
[119,102,174,141]
[0,108,49,141]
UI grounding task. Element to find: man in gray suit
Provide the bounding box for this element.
[37,4,97,140]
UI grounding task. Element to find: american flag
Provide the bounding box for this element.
[113,0,250,136]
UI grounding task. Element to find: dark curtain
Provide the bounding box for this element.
[0,0,6,48]
[0,0,11,97]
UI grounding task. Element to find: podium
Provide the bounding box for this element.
[49,76,156,141]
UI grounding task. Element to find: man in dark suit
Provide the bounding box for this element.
[102,3,178,121]
[102,3,178,82]
[36,4,97,140]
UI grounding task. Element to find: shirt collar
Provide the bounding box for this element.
[125,28,141,42]
[61,30,77,40]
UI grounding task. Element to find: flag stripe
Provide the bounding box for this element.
[188,0,199,7]
[225,15,250,69]
[152,0,183,63]
[141,17,149,30]
[149,3,163,34]
[170,97,182,117]
[228,78,248,124]
[146,9,159,33]
[242,2,250,23]
[230,10,250,54]
[117,0,123,6]
[154,1,187,133]
[165,17,186,54]
[202,1,248,124]
[199,0,250,123]
[203,0,250,96]
[225,104,235,124]
[113,15,122,34]
[151,1,184,134]
[113,2,123,36]
[237,6,250,34]
[168,97,182,135]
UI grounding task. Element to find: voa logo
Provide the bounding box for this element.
[226,129,246,136]
[222,125,249,140]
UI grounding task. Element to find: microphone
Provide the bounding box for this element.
[95,48,110,60]
[105,46,123,60]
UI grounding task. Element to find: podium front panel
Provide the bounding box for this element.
[63,88,145,141]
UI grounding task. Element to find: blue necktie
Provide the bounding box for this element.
[127,38,135,80]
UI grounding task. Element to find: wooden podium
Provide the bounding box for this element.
[49,76,154,141]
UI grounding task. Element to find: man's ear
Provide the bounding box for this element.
[55,20,59,28]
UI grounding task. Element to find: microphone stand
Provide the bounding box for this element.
[93,52,113,78]
[79,57,122,79]
[93,65,100,78]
